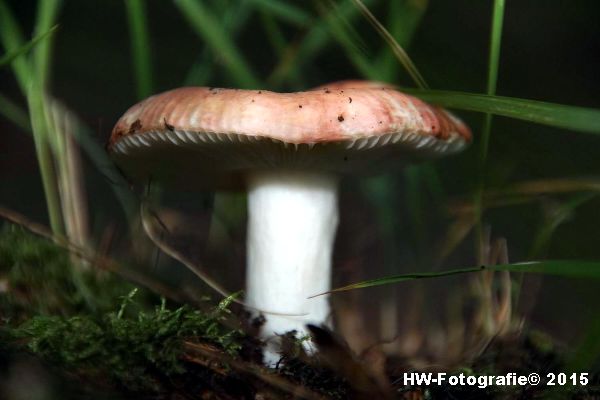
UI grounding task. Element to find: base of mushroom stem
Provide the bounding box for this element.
[253,316,321,367]
[251,302,332,366]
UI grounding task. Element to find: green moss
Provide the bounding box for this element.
[6,292,243,392]
[0,225,244,393]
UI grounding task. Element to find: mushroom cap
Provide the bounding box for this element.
[109,82,471,187]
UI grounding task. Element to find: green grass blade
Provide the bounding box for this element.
[0,93,30,131]
[271,0,374,87]
[377,0,428,81]
[317,0,377,80]
[183,0,252,86]
[313,260,600,296]
[184,52,216,87]
[0,25,58,68]
[124,0,153,99]
[310,266,485,296]
[50,98,137,220]
[175,0,261,88]
[11,94,136,221]
[528,193,596,258]
[27,86,64,236]
[249,0,312,26]
[350,0,428,88]
[403,89,600,134]
[31,0,64,236]
[259,10,287,57]
[0,0,32,92]
[0,0,64,236]
[474,0,505,261]
[387,0,428,48]
[485,0,505,99]
[259,5,305,88]
[32,0,62,89]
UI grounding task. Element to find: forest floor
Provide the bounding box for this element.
[0,226,597,399]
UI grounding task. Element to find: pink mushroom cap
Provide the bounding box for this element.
[109,81,471,187]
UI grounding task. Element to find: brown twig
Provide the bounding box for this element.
[183,341,326,400]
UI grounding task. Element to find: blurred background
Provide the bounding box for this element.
[1,0,600,376]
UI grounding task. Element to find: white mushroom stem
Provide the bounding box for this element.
[246,170,339,360]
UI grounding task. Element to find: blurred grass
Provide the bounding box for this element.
[350,0,428,88]
[26,84,64,235]
[376,0,427,82]
[270,0,375,87]
[568,311,600,371]
[1,0,137,225]
[318,0,376,80]
[175,0,261,88]
[0,93,30,130]
[0,24,57,68]
[0,0,64,235]
[475,0,505,262]
[0,0,33,91]
[250,0,312,26]
[528,193,597,259]
[183,1,253,86]
[31,0,61,88]
[124,0,153,99]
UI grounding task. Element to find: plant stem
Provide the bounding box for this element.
[474,0,505,262]
[124,0,153,99]
[27,86,64,235]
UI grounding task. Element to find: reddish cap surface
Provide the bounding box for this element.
[109,82,471,186]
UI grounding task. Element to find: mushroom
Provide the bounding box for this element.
[108,81,471,363]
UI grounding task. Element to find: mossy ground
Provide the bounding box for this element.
[0,225,597,399]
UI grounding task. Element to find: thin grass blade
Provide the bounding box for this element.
[175,0,261,88]
[310,266,484,297]
[0,0,65,236]
[446,179,600,218]
[313,260,600,296]
[0,0,32,91]
[248,0,312,26]
[528,193,596,258]
[403,89,600,134]
[66,108,137,219]
[491,178,600,197]
[350,0,428,88]
[0,93,30,130]
[270,0,375,87]
[377,0,428,81]
[317,0,377,80]
[485,0,505,99]
[32,0,62,89]
[0,25,58,68]
[474,0,505,261]
[259,10,287,57]
[27,85,64,236]
[183,1,252,86]
[124,0,154,99]
[46,97,91,246]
